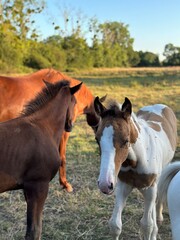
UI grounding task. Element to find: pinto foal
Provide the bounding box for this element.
[94,97,177,240]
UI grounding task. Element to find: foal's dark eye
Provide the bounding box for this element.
[124,140,129,146]
[121,139,129,148]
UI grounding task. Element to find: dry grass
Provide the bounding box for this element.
[0,69,179,239]
[67,66,180,78]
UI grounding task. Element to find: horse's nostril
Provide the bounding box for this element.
[109,182,113,190]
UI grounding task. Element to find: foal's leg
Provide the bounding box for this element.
[24,181,49,240]
[140,184,158,240]
[59,132,73,192]
[156,201,164,224]
[109,179,133,240]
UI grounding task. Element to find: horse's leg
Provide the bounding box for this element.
[167,171,180,240]
[140,184,158,240]
[24,181,49,240]
[109,179,133,240]
[156,201,163,224]
[59,132,73,192]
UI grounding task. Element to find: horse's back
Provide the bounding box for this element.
[0,69,84,122]
[137,104,177,152]
[0,70,58,121]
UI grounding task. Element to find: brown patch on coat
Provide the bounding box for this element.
[118,170,157,189]
[161,107,177,151]
[137,110,162,123]
[148,122,161,131]
[122,158,137,168]
[137,106,177,151]
[114,144,129,175]
[130,120,138,143]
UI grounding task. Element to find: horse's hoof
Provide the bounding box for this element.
[157,219,163,226]
[60,180,73,192]
[66,183,73,193]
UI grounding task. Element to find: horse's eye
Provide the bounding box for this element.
[121,139,129,148]
[124,140,129,147]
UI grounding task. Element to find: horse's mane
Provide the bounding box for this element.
[43,68,67,81]
[21,80,70,117]
[101,100,122,118]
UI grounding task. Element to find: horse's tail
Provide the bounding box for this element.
[158,161,180,204]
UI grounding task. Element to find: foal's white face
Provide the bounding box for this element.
[96,116,131,194]
[97,125,116,193]
[94,97,135,195]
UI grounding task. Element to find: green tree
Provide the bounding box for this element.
[0,0,45,70]
[137,51,160,67]
[163,43,180,66]
[98,21,135,67]
[61,34,92,69]
[0,0,45,40]
[90,38,105,67]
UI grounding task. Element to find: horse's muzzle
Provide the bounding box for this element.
[65,122,73,132]
[98,181,114,195]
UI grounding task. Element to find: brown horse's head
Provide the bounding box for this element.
[64,82,83,132]
[86,94,107,132]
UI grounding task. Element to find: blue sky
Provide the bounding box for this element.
[36,0,180,60]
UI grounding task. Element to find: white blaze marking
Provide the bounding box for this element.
[98,126,116,186]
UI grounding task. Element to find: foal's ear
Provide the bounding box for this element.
[70,82,83,95]
[94,96,106,116]
[122,97,132,119]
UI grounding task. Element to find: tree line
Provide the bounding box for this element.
[0,0,180,72]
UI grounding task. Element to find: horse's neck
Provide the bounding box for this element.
[75,84,94,115]
[128,114,148,167]
[31,95,68,145]
[128,114,161,172]
[27,69,94,116]
[43,71,94,115]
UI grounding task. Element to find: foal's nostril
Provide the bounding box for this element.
[108,182,113,190]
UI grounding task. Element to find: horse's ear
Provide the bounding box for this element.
[43,79,52,88]
[70,82,83,95]
[122,97,132,119]
[99,94,107,103]
[94,96,106,116]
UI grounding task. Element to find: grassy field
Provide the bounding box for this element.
[0,68,179,239]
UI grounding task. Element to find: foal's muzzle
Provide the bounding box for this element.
[98,181,114,195]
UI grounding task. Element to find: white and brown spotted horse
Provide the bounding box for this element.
[94,97,177,240]
[157,161,180,240]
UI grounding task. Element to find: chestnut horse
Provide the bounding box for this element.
[0,69,99,192]
[157,161,180,240]
[94,97,177,240]
[0,80,82,239]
